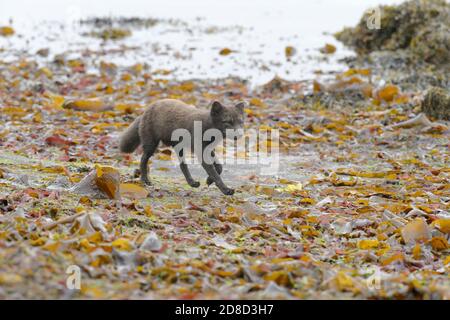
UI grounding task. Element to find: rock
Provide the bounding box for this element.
[36,48,50,57]
[112,249,138,273]
[260,76,298,95]
[262,281,292,298]
[12,174,30,186]
[422,87,450,120]
[335,0,450,65]
[331,218,353,235]
[88,28,132,40]
[401,218,431,245]
[74,211,108,235]
[47,176,71,190]
[139,232,162,252]
[411,21,450,65]
[70,166,121,199]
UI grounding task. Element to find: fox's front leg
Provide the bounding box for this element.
[200,144,233,195]
[206,151,222,186]
[206,163,222,186]
[201,162,234,195]
[176,148,200,188]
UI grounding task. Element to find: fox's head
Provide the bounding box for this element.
[210,101,246,140]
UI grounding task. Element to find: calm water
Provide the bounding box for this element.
[0,0,404,84]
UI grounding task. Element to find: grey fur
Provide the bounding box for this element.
[119,116,141,153]
[119,99,245,195]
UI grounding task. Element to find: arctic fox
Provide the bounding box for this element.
[119,99,245,195]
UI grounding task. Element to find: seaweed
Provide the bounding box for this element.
[335,0,450,65]
[422,87,450,120]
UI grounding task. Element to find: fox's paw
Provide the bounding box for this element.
[222,187,235,196]
[141,177,152,186]
[189,181,201,188]
[206,177,214,186]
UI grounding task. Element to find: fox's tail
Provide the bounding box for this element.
[119,116,141,153]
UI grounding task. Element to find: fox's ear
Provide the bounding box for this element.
[211,101,224,116]
[235,101,246,112]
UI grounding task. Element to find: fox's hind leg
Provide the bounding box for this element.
[140,141,158,186]
[177,149,200,188]
[180,163,200,188]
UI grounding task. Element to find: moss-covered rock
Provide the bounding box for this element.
[335,0,450,65]
[422,87,450,120]
[88,28,132,40]
[410,21,450,65]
